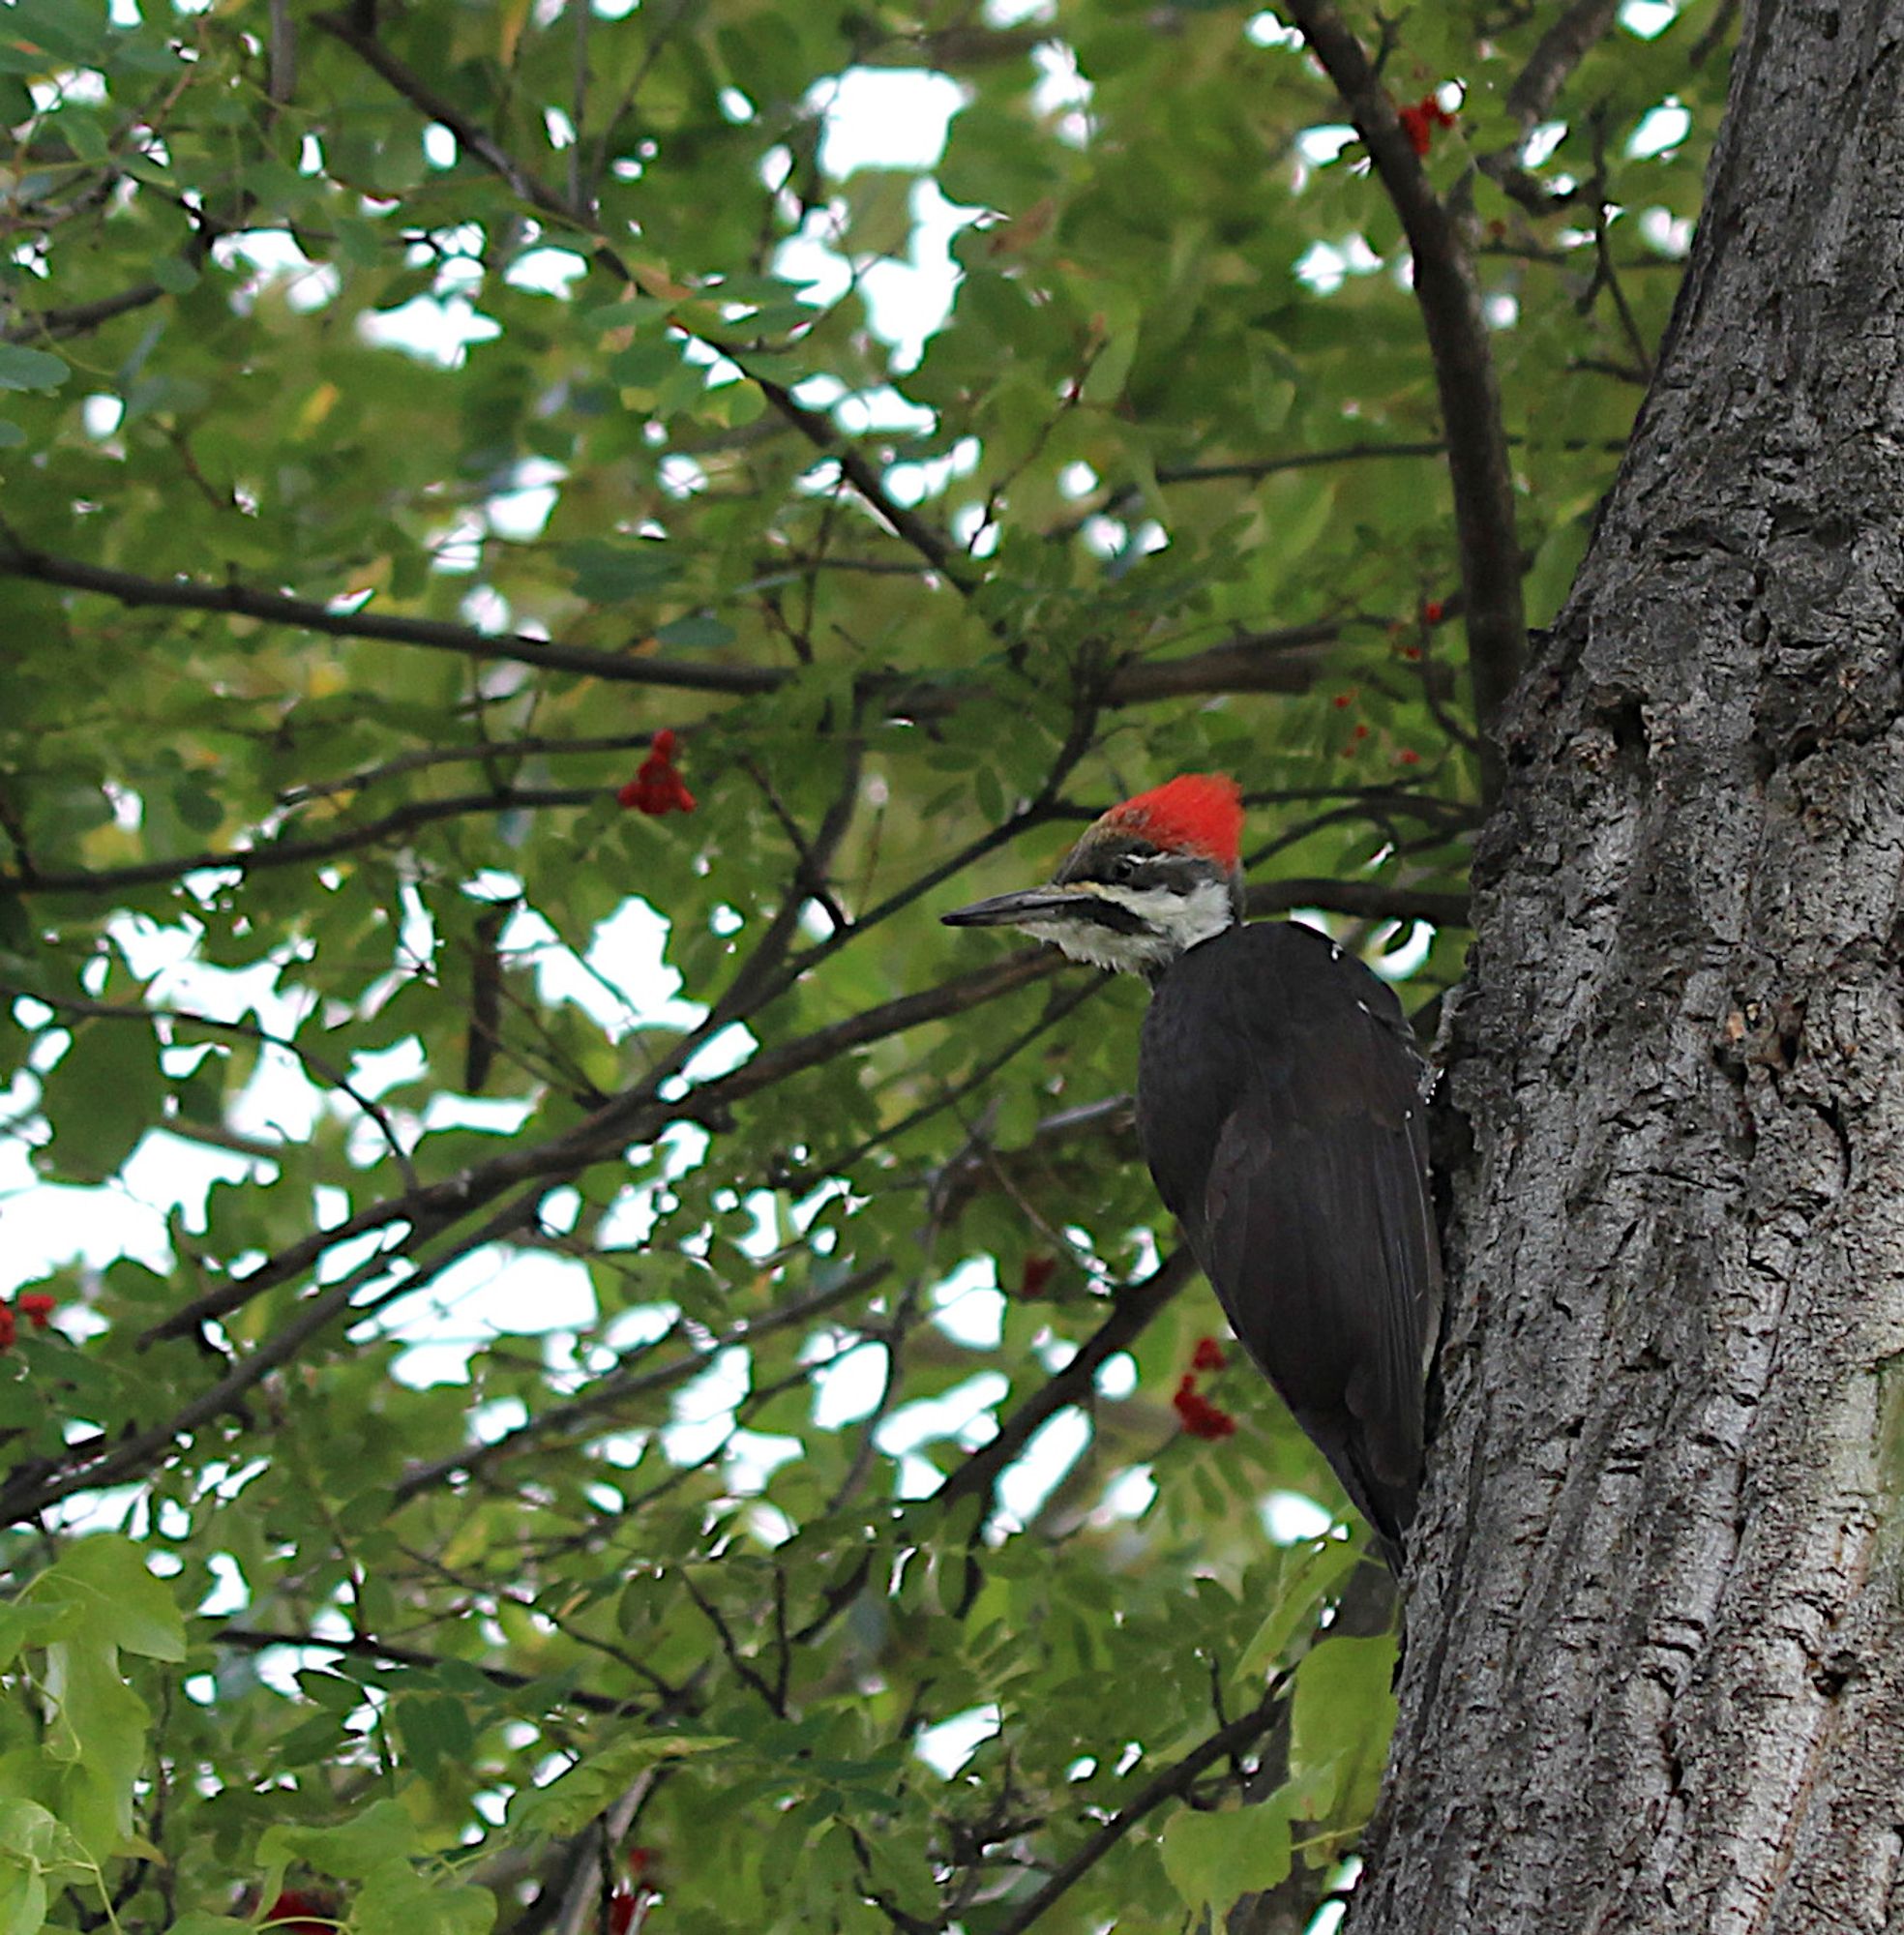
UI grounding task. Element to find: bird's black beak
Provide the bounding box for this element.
[940,886,1084,928]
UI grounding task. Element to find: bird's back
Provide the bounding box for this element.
[1137,921,1441,1560]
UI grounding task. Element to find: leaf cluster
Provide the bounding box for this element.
[0,0,1726,1928]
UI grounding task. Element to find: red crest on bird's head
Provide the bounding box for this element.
[1098,773,1243,868]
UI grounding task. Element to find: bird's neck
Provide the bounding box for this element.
[1138,892,1241,986]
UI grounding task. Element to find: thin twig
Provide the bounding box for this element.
[984,1668,1296,1935]
[1504,0,1623,126]
[567,0,589,215]
[936,1248,1198,1517]
[0,538,779,696]
[1586,113,1655,382]
[277,729,667,805]
[9,947,1060,1518]
[134,945,1056,1351]
[1280,0,1527,798]
[0,784,607,896]
[212,1625,650,1716]
[3,985,419,1190]
[391,1264,893,1503]
[739,759,851,933]
[0,281,168,344]
[678,1570,786,1717]
[3,1221,419,1522]
[310,9,972,593]
[702,739,863,1030]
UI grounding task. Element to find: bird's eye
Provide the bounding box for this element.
[1107,855,1139,884]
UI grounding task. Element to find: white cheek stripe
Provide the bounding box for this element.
[1092,878,1234,948]
[1030,878,1234,973]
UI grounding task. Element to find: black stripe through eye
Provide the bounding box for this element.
[1078,899,1152,934]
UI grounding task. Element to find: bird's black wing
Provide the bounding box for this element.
[1139,923,1441,1561]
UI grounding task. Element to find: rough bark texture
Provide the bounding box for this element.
[1356,2,1904,1929]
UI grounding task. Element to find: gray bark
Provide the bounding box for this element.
[1356,2,1904,1929]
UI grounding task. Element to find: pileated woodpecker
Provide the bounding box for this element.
[942,774,1440,1567]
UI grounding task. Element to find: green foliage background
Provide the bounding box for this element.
[0,0,1724,1928]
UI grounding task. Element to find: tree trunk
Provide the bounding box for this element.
[1357,3,1904,1929]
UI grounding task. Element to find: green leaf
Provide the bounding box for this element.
[1288,1634,1399,1827]
[0,1863,46,1935]
[560,539,683,602]
[7,0,110,63]
[31,1535,186,1660]
[704,378,766,428]
[36,1021,164,1181]
[0,1798,91,1879]
[1159,1796,1294,1916]
[608,340,682,389]
[354,1861,495,1935]
[172,780,224,834]
[508,1736,733,1839]
[0,344,69,393]
[0,1601,66,1672]
[257,1800,421,1879]
[40,1643,148,1854]
[653,613,735,649]
[1236,1538,1362,1677]
[394,1694,476,1777]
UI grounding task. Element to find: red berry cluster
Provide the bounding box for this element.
[608,1847,659,1932]
[262,1890,335,1933]
[617,729,696,815]
[1173,1337,1236,1441]
[0,1293,57,1351]
[1398,94,1458,158]
[1395,596,1443,669]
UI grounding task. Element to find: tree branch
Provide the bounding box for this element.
[135,947,1061,1351]
[1245,878,1470,927]
[309,9,971,594]
[1505,0,1624,126]
[0,546,1430,900]
[3,988,419,1189]
[0,281,169,344]
[0,785,609,896]
[278,731,667,806]
[0,538,780,696]
[1280,0,1527,796]
[701,741,863,1031]
[1585,111,1656,382]
[936,1248,1198,1515]
[1156,440,1450,486]
[2,1216,428,1522]
[746,372,976,591]
[35,918,1067,1529]
[390,1264,894,1504]
[1110,622,1371,700]
[677,1569,786,1718]
[212,1624,647,1716]
[312,11,576,220]
[985,1666,1295,1935]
